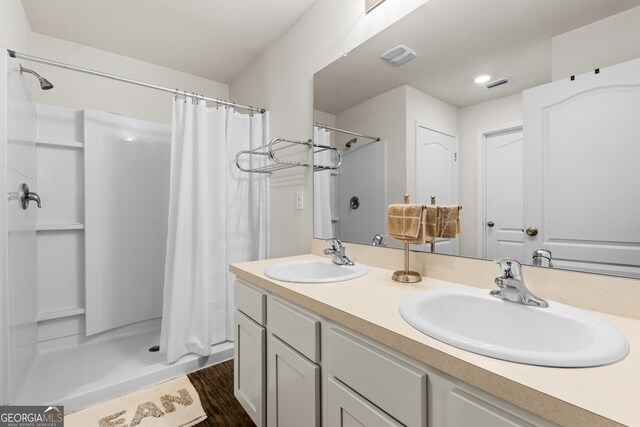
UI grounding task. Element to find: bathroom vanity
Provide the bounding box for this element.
[230,249,640,427]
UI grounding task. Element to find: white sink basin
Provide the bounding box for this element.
[399,286,628,367]
[264,259,368,283]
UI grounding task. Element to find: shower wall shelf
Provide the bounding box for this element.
[235,137,342,174]
[35,137,84,148]
[36,223,85,231]
[37,307,86,323]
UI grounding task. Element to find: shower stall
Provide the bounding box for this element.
[0,50,262,411]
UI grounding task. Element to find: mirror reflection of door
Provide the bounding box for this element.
[483,127,524,262]
[415,125,459,255]
[524,59,640,278]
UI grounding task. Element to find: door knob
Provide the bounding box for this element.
[487,221,495,227]
[526,227,538,236]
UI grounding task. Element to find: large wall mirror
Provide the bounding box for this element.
[313,0,640,279]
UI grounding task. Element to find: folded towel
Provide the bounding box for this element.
[424,205,438,242]
[387,204,425,243]
[438,205,461,239]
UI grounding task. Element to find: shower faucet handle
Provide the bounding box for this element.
[16,183,42,209]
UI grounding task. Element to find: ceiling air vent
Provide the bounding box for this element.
[486,77,510,89]
[380,45,417,66]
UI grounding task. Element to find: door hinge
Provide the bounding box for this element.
[454,153,457,161]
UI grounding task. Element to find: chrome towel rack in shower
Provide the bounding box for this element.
[235,137,342,174]
[314,143,343,171]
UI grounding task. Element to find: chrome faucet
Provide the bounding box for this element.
[490,258,548,307]
[323,238,354,266]
[372,234,384,247]
[532,248,553,268]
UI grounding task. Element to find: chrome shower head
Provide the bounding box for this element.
[39,77,54,90]
[19,65,54,90]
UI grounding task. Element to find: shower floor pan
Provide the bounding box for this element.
[13,326,233,413]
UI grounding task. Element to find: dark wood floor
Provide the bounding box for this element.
[188,359,256,427]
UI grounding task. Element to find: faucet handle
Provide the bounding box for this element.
[493,258,522,278]
[325,238,344,252]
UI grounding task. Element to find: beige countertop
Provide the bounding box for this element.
[230,254,639,427]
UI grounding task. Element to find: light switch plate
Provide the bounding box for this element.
[296,191,304,210]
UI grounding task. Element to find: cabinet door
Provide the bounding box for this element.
[327,327,427,427]
[234,310,266,427]
[268,334,320,427]
[327,377,403,427]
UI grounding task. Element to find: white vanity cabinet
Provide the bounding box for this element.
[234,280,267,427]
[267,296,321,427]
[326,377,403,427]
[234,278,555,427]
[326,323,555,427]
[326,326,428,427]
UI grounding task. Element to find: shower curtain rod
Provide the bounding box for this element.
[313,122,380,141]
[7,49,266,114]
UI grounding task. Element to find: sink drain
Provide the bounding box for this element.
[148,345,160,352]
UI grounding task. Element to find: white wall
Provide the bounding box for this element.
[28,34,229,124]
[405,85,459,199]
[551,6,640,81]
[0,52,7,406]
[0,0,32,54]
[230,0,430,257]
[457,93,523,257]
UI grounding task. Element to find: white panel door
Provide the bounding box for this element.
[84,109,171,335]
[523,58,640,277]
[484,128,524,262]
[415,125,458,254]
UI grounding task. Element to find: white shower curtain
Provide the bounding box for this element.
[314,127,334,239]
[161,99,269,363]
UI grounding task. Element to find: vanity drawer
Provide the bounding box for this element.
[448,389,537,427]
[235,280,266,326]
[327,377,403,427]
[267,296,321,363]
[327,326,427,427]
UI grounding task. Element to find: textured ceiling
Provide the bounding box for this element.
[314,0,640,113]
[21,0,316,83]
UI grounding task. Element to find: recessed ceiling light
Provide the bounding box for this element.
[474,74,491,84]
